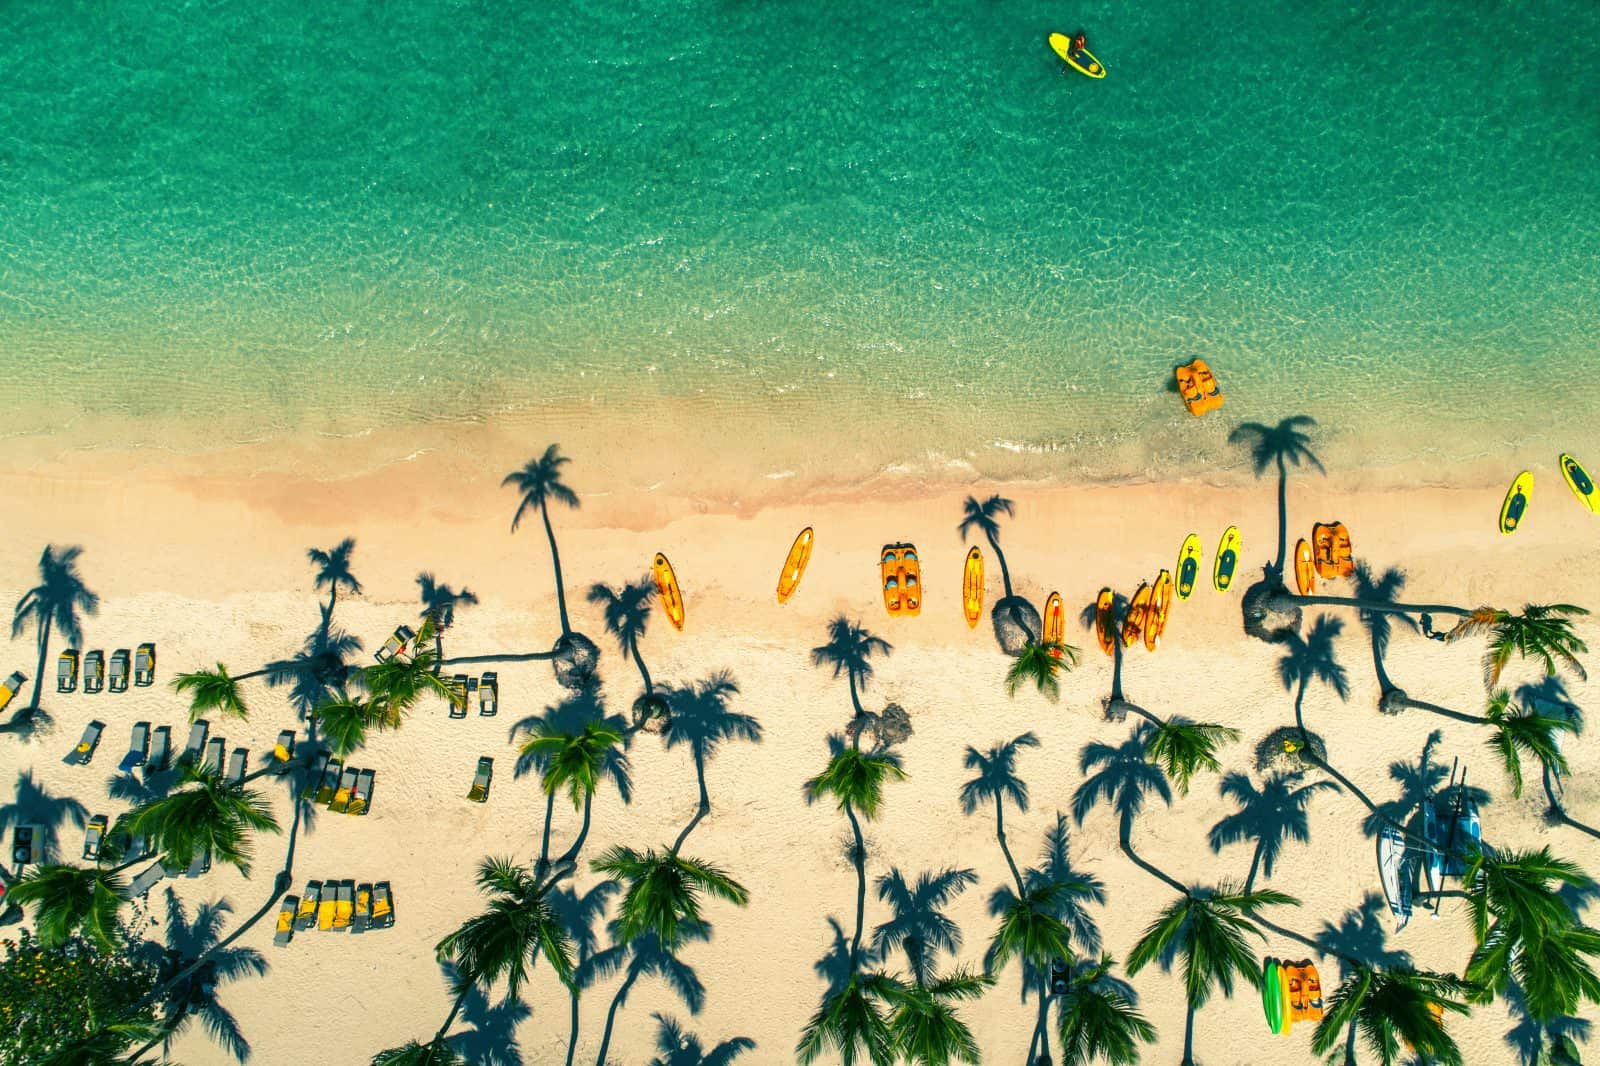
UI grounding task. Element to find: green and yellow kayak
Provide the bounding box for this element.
[1499,472,1532,534]
[1560,454,1598,514]
[1261,957,1284,1034]
[1047,32,1106,78]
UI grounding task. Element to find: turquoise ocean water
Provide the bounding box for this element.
[3,0,1598,488]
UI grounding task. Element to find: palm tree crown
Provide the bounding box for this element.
[125,761,280,876]
[1054,955,1157,1066]
[5,863,126,951]
[362,617,461,725]
[1126,884,1295,1009]
[590,845,750,950]
[1310,964,1471,1066]
[521,719,625,810]
[1451,603,1589,691]
[435,856,576,1003]
[1005,640,1080,702]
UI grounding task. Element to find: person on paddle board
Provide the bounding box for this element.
[1070,30,1087,54]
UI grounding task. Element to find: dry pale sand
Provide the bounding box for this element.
[2,435,1598,1066]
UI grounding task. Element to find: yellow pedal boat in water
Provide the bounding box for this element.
[1048,32,1106,78]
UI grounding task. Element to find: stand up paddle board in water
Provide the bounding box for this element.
[1047,32,1106,78]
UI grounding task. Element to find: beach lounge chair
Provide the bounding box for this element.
[329,766,358,812]
[311,758,343,805]
[58,650,78,692]
[353,882,373,933]
[126,861,166,899]
[82,816,108,861]
[0,670,23,715]
[204,737,226,774]
[117,722,151,774]
[225,746,248,785]
[274,896,298,946]
[65,720,105,765]
[272,730,296,767]
[148,725,171,773]
[134,643,156,686]
[449,675,469,719]
[317,882,338,931]
[83,651,105,693]
[182,720,209,765]
[374,624,415,663]
[11,825,36,867]
[348,768,375,816]
[467,756,493,803]
[479,672,498,716]
[331,881,354,930]
[371,881,394,929]
[108,649,130,692]
[295,881,322,931]
[300,750,329,796]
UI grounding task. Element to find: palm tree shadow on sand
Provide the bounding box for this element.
[1360,732,1489,843]
[438,961,531,1066]
[813,914,879,997]
[645,1013,755,1066]
[1503,976,1592,1066]
[265,623,363,719]
[958,494,1040,653]
[1207,769,1340,892]
[0,768,89,864]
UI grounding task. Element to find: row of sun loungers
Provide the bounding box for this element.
[57,645,156,693]
[277,879,394,943]
[304,754,376,815]
[447,672,498,718]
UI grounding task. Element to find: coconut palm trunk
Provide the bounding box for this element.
[844,802,868,965]
[1181,1003,1198,1066]
[1291,593,1473,619]
[538,791,558,874]
[541,501,572,637]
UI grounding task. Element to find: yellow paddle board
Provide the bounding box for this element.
[1294,539,1316,596]
[1214,526,1241,592]
[1559,454,1598,514]
[1499,472,1532,534]
[1047,33,1106,78]
[652,552,686,631]
[1175,533,1202,601]
[962,547,984,628]
[776,527,814,604]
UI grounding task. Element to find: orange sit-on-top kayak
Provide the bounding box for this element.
[653,553,686,631]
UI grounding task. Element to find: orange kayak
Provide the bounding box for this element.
[1331,523,1353,577]
[1144,569,1173,652]
[1094,588,1116,656]
[1293,539,1316,596]
[901,545,922,616]
[776,527,814,604]
[1121,582,1152,648]
[881,544,903,615]
[1042,591,1064,657]
[962,547,984,628]
[652,553,686,631]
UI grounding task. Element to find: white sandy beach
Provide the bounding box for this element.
[3,431,1598,1066]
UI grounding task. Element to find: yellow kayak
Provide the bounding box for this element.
[1294,539,1316,596]
[653,553,686,631]
[1214,526,1241,592]
[1042,591,1064,656]
[1145,570,1173,652]
[777,527,814,604]
[1559,454,1598,514]
[1048,33,1106,79]
[1499,472,1532,535]
[962,547,984,628]
[1175,533,1202,601]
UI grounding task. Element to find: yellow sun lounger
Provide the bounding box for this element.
[294,881,321,931]
[371,881,394,928]
[274,897,297,946]
[353,882,373,933]
[331,881,354,930]
[467,756,493,803]
[311,759,343,805]
[328,766,358,812]
[317,886,338,931]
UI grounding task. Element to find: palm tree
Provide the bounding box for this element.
[521,719,625,874]
[417,573,478,664]
[587,925,707,1066]
[588,576,659,700]
[1054,954,1157,1066]
[171,664,251,723]
[1349,562,1416,707]
[1207,771,1338,892]
[4,863,126,951]
[957,495,1017,598]
[796,970,901,1066]
[1455,604,1589,691]
[959,733,1039,891]
[1005,639,1081,702]
[660,671,761,850]
[1310,964,1471,1066]
[871,867,978,989]
[1228,416,1323,573]
[883,968,992,1066]
[1138,719,1241,796]
[1480,690,1577,798]
[306,537,361,622]
[372,1040,467,1066]
[430,857,575,1051]
[1023,814,1108,956]
[11,545,98,711]
[138,889,266,1064]
[124,762,280,876]
[1279,614,1350,732]
[1462,845,1600,1022]
[504,444,581,637]
[312,691,384,760]
[812,616,893,721]
[1126,884,1297,1066]
[265,623,362,717]
[590,845,749,951]
[647,1013,755,1066]
[362,617,461,726]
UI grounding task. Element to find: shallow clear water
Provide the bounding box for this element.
[3,0,1598,485]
